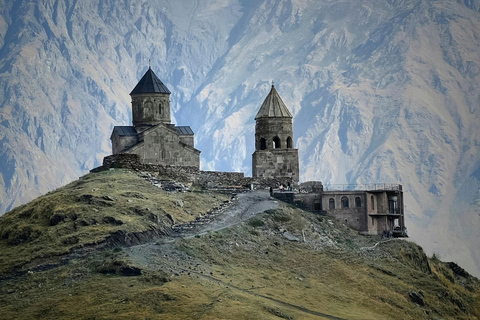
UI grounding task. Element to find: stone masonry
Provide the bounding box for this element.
[252,85,299,183]
[110,67,200,168]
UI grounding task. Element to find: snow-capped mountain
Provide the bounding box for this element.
[0,0,479,276]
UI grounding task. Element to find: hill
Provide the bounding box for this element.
[0,168,479,319]
[0,0,480,278]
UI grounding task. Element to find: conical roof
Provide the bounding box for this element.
[130,67,171,95]
[255,85,293,119]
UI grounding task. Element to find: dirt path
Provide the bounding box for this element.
[171,190,278,239]
[124,191,347,320]
[125,190,278,264]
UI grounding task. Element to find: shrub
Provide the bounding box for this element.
[248,218,265,228]
[272,212,291,223]
[431,252,441,260]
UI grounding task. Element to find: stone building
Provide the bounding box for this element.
[279,183,407,237]
[110,67,200,168]
[321,185,405,236]
[252,85,299,183]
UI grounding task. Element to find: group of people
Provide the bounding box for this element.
[269,182,293,196]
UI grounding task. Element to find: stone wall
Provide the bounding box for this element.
[255,118,293,151]
[129,125,200,168]
[294,193,323,212]
[179,135,194,147]
[111,134,138,154]
[252,149,299,183]
[321,191,368,232]
[298,181,324,193]
[95,154,290,190]
[132,93,171,126]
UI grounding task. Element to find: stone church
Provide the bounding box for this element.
[110,67,200,167]
[254,86,407,237]
[252,84,299,183]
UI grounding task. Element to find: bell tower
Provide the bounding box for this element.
[130,67,171,132]
[252,84,299,183]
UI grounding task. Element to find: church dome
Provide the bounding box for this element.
[255,85,293,119]
[130,67,171,95]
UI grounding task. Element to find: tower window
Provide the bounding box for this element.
[355,197,361,208]
[144,101,152,117]
[329,198,335,209]
[287,137,293,148]
[371,195,375,210]
[260,138,266,150]
[341,196,349,208]
[273,136,281,149]
[158,103,162,114]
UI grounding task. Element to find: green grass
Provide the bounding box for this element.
[0,176,479,319]
[0,169,229,274]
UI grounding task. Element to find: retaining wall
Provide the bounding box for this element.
[93,154,291,189]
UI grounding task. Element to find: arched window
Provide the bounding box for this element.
[259,138,266,150]
[144,101,152,117]
[341,196,349,208]
[355,197,361,208]
[273,136,281,149]
[371,195,375,210]
[329,198,335,209]
[158,103,162,114]
[286,137,293,148]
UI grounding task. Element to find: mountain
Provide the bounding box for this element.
[0,0,479,278]
[1,168,479,319]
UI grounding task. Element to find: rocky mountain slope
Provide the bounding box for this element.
[1,168,479,319]
[0,0,479,278]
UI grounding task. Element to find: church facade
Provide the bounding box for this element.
[252,85,299,183]
[110,67,200,168]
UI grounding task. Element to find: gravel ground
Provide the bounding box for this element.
[124,190,279,273]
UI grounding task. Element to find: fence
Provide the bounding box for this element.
[323,184,402,191]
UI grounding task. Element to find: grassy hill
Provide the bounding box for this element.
[0,168,479,319]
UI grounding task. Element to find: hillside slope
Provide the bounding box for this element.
[0,169,479,319]
[0,0,479,277]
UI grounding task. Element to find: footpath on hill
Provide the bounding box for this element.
[172,190,279,238]
[125,189,279,264]
[124,191,348,320]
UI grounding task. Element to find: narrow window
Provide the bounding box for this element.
[341,196,349,208]
[355,197,361,208]
[273,136,281,149]
[158,103,162,114]
[329,198,335,209]
[286,136,293,148]
[371,195,375,210]
[389,197,398,214]
[144,101,152,117]
[260,138,266,150]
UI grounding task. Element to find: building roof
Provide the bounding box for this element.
[130,67,171,95]
[112,126,137,136]
[255,85,293,119]
[175,126,194,135]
